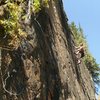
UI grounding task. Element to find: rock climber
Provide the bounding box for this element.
[74,43,85,64]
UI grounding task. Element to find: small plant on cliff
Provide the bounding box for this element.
[33,0,49,13]
[0,1,25,48]
[33,0,41,13]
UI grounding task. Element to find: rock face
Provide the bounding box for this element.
[0,0,96,100]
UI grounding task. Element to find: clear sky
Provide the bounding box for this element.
[63,0,100,64]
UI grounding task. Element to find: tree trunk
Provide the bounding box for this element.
[0,0,96,100]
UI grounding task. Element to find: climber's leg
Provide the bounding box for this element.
[75,53,81,64]
[77,59,81,64]
[74,50,79,55]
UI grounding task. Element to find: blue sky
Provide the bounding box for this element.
[63,0,100,64]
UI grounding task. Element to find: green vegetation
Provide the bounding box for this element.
[0,0,49,49]
[70,22,87,46]
[0,1,22,48]
[33,0,41,13]
[70,22,100,91]
[33,0,49,12]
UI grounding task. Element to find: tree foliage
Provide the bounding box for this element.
[70,22,100,91]
[0,0,49,49]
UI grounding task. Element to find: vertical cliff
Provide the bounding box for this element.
[0,0,96,100]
